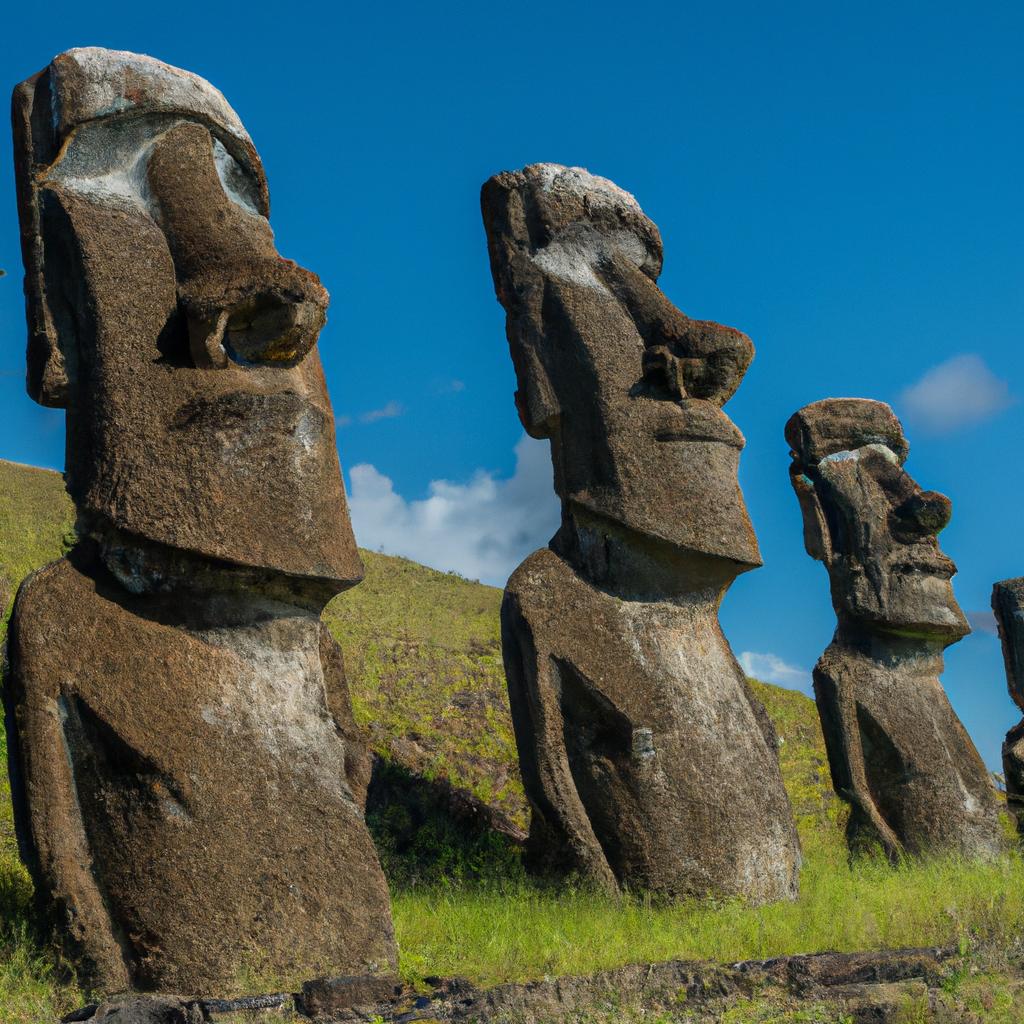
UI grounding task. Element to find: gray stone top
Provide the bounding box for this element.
[48,47,253,150]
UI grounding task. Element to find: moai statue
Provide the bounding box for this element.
[481,164,801,903]
[993,578,1024,830]
[6,49,396,993]
[787,399,1001,858]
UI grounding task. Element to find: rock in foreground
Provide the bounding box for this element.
[63,945,959,1023]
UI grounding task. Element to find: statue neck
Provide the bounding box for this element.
[551,509,738,604]
[831,619,947,672]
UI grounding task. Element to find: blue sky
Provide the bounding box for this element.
[1,2,1022,768]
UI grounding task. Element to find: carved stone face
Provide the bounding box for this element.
[482,164,761,573]
[13,49,361,591]
[787,398,968,640]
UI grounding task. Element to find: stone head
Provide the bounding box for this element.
[13,48,361,594]
[786,398,968,641]
[481,163,760,576]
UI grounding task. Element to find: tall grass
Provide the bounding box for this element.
[1,724,85,1022]
[392,831,1024,987]
[0,923,82,1024]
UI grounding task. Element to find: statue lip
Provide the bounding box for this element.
[168,388,324,436]
[892,553,957,580]
[655,427,743,448]
[652,401,744,449]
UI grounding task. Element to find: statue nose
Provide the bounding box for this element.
[187,291,327,370]
[894,489,952,538]
[642,345,685,400]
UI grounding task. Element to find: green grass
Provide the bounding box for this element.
[390,832,1024,988]
[0,462,82,1021]
[0,460,76,644]
[326,550,525,826]
[0,459,1022,1020]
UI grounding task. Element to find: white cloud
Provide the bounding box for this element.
[738,651,813,692]
[347,434,560,586]
[898,354,1014,435]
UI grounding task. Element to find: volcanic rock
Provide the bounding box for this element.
[480,163,800,901]
[787,398,1001,858]
[6,47,395,993]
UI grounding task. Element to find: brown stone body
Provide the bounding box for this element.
[482,163,800,901]
[5,48,394,993]
[993,577,1024,830]
[787,398,1000,858]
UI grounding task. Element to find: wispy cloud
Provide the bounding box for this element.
[338,400,405,427]
[738,651,813,692]
[898,354,1014,435]
[360,400,404,424]
[347,435,560,586]
[966,609,999,637]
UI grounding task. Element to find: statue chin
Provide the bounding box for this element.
[838,565,970,643]
[562,445,762,573]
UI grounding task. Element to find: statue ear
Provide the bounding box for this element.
[28,189,88,409]
[790,464,833,564]
[26,321,71,408]
[14,76,72,409]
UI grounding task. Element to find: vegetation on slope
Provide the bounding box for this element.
[0,461,75,643]
[0,462,78,1021]
[0,460,1021,1022]
[326,551,525,829]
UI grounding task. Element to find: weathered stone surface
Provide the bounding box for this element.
[481,163,800,901]
[13,47,358,586]
[7,48,395,994]
[63,946,956,1023]
[299,973,404,1017]
[65,996,206,1023]
[994,578,1024,711]
[787,398,1001,858]
[993,577,1024,830]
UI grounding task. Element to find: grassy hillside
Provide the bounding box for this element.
[326,552,525,828]
[1,459,1021,1023]
[0,461,75,641]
